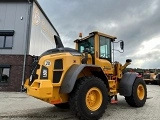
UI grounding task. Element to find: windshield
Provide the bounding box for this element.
[78,36,94,54]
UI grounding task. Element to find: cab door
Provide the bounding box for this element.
[94,34,113,74]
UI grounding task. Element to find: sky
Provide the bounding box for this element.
[38,0,160,69]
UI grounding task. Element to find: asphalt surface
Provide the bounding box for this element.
[0,85,159,120]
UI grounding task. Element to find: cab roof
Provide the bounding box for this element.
[74,31,117,43]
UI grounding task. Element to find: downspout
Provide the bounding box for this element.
[21,0,32,91]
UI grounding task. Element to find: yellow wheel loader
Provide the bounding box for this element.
[143,70,159,85]
[24,31,147,120]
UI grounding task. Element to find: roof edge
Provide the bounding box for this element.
[33,0,60,36]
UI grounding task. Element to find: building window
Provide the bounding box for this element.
[0,65,10,83]
[0,30,14,49]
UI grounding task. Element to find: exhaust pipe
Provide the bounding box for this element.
[54,35,64,48]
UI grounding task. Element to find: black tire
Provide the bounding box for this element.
[150,80,156,85]
[154,81,158,85]
[125,78,147,107]
[158,80,160,86]
[145,81,149,84]
[150,80,155,85]
[69,76,108,120]
[54,103,69,109]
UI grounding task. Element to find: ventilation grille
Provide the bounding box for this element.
[54,59,63,69]
[53,59,63,83]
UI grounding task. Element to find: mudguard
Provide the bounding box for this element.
[60,64,108,93]
[119,72,137,96]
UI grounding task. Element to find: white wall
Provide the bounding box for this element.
[29,2,58,56]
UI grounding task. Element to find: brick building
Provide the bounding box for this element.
[0,0,59,91]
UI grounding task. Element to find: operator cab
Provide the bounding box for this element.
[74,31,116,65]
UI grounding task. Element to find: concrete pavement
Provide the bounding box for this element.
[0,85,159,120]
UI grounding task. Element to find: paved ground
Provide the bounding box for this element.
[0,85,160,120]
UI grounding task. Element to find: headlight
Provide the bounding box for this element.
[40,65,48,79]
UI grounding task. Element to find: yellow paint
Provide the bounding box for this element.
[137,84,145,100]
[86,87,102,111]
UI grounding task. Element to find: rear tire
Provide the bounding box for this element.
[145,81,149,84]
[54,103,69,109]
[158,80,160,86]
[69,76,108,120]
[154,80,158,85]
[125,78,147,107]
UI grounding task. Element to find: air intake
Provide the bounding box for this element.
[53,59,63,83]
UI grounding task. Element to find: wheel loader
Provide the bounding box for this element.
[143,70,159,85]
[24,31,147,120]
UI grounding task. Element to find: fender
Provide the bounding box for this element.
[119,72,137,96]
[60,64,109,93]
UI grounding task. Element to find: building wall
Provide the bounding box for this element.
[0,1,29,55]
[0,0,60,91]
[29,2,58,56]
[0,55,33,91]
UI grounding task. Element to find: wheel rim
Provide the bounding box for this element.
[85,87,102,111]
[137,84,145,100]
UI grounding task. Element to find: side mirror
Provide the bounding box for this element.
[126,59,132,63]
[120,41,124,50]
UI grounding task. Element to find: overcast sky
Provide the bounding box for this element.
[38,0,160,69]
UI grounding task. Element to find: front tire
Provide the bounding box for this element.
[125,78,147,107]
[69,76,108,120]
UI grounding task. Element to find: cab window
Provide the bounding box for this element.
[99,36,111,62]
[78,36,94,54]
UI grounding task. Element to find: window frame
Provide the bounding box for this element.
[0,30,14,49]
[0,65,11,83]
[99,36,112,62]
[78,36,94,54]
